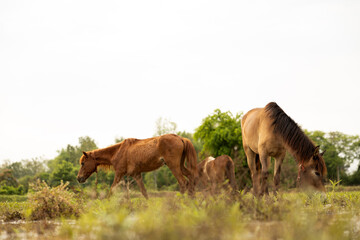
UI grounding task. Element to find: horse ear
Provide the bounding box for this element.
[313,145,320,156]
[320,150,326,156]
[83,151,88,158]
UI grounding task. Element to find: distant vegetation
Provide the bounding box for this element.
[1,109,360,195]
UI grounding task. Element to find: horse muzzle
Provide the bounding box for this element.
[77,176,86,183]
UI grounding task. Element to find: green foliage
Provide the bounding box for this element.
[0,202,27,221]
[45,136,98,187]
[0,194,27,202]
[0,169,25,195]
[56,191,360,240]
[1,158,46,180]
[156,166,179,190]
[2,190,360,239]
[0,169,19,187]
[50,160,78,187]
[194,109,243,158]
[0,184,24,195]
[144,166,179,191]
[48,136,98,171]
[346,166,360,185]
[28,180,84,220]
[329,179,342,192]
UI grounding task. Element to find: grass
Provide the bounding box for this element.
[61,190,360,240]
[0,195,27,202]
[2,187,360,240]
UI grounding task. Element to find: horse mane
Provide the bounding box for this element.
[121,138,139,146]
[264,102,326,175]
[97,164,114,171]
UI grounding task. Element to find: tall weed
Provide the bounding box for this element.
[28,180,83,220]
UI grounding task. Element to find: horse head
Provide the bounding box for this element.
[77,151,97,183]
[297,146,327,192]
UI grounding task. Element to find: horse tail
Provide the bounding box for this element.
[181,138,198,177]
[180,137,198,194]
[225,156,237,193]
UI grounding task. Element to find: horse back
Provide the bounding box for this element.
[121,134,184,174]
[241,108,262,152]
[242,106,284,155]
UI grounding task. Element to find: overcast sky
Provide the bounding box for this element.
[1,0,360,166]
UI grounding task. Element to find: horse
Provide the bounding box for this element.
[196,155,237,194]
[77,134,198,198]
[241,102,327,196]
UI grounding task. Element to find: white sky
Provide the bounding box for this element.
[1,0,360,165]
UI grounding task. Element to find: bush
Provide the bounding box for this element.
[28,180,84,220]
[0,202,27,221]
[0,184,25,195]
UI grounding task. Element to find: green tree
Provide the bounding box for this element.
[194,109,249,188]
[50,161,77,187]
[348,165,360,185]
[48,136,98,172]
[194,109,243,158]
[46,136,98,187]
[0,169,25,195]
[1,158,46,179]
[0,159,47,194]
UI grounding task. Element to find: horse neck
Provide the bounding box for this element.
[93,144,120,166]
[282,138,314,165]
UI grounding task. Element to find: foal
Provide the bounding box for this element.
[197,155,237,194]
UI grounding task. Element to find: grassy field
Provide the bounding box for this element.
[1,186,360,240]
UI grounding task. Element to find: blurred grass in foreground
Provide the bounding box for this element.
[1,189,360,240]
[59,190,360,240]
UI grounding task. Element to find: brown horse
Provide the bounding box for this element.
[197,155,237,194]
[241,102,327,196]
[77,134,198,198]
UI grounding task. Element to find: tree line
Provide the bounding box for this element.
[1,110,360,195]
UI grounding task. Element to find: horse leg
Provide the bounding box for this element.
[217,171,226,193]
[180,165,195,195]
[167,163,189,195]
[259,152,271,196]
[134,173,148,199]
[244,146,260,196]
[110,172,125,195]
[210,179,217,195]
[273,152,285,195]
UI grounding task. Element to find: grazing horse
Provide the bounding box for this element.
[241,102,327,196]
[197,155,237,194]
[77,134,198,198]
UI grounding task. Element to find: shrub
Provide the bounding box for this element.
[0,184,25,195]
[0,202,27,221]
[28,180,83,220]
